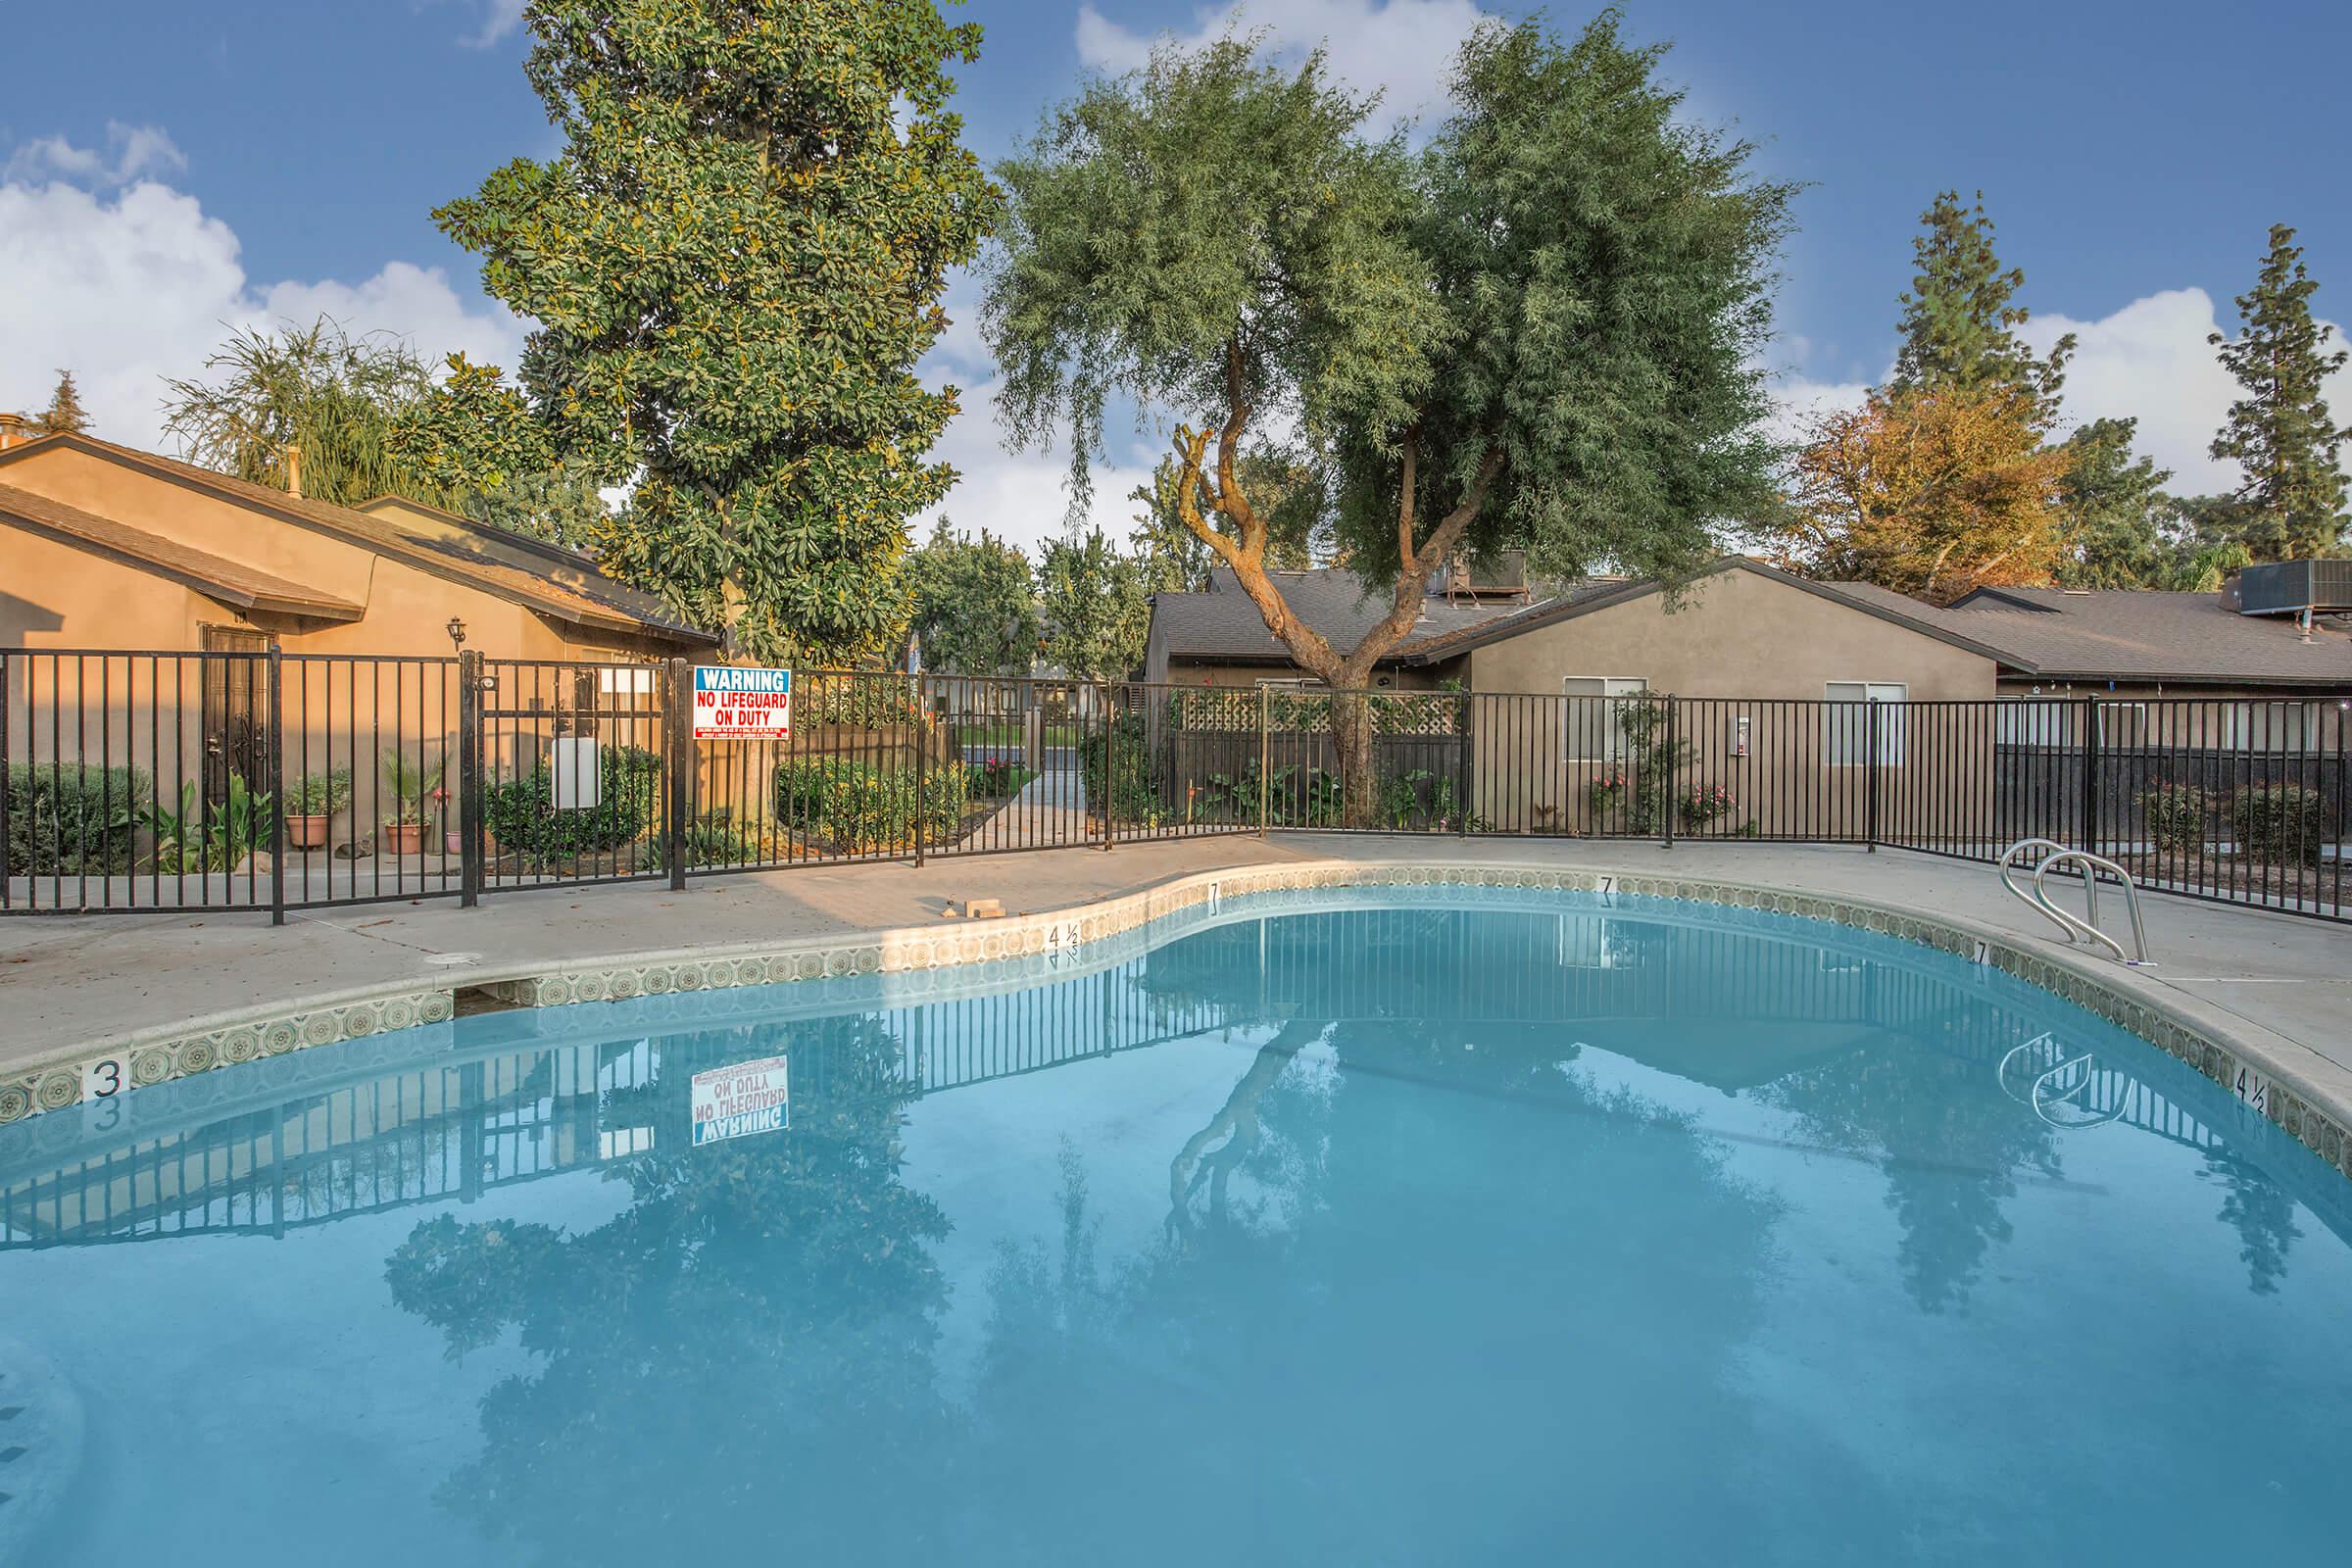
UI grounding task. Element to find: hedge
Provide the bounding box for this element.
[6,762,148,875]
[2135,783,2211,855]
[483,745,662,861]
[774,757,967,852]
[2229,783,2328,866]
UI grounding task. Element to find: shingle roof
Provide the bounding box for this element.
[1861,583,2352,686]
[1152,566,1548,662]
[351,494,703,642]
[0,482,364,619]
[1396,557,2023,666]
[0,433,718,647]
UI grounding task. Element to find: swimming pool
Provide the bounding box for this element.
[3,888,2347,1564]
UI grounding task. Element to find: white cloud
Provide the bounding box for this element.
[0,173,524,451]
[2022,287,2352,495]
[1075,0,1491,129]
[916,376,1157,560]
[464,0,529,48]
[1763,372,1870,449]
[3,122,185,188]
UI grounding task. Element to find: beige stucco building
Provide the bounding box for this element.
[0,427,716,838]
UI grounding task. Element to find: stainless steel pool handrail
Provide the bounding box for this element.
[1996,838,2155,966]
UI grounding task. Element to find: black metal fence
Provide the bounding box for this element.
[5,652,2345,923]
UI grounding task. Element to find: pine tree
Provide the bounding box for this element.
[33,368,92,435]
[1890,191,2071,420]
[2055,416,2175,587]
[2207,223,2350,561]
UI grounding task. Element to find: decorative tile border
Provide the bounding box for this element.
[7,859,2348,1192]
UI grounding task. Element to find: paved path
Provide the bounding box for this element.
[3,837,2345,1084]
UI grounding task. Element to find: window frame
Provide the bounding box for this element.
[1561,675,1649,762]
[1824,680,1908,766]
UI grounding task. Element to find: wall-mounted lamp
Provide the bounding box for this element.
[446,616,467,653]
[1734,713,1750,758]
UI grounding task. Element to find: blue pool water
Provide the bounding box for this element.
[3,891,2349,1565]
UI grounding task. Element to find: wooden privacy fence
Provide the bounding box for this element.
[5,653,2345,924]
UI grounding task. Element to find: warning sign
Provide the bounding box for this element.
[693,665,792,740]
[690,1055,791,1147]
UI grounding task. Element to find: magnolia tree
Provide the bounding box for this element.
[436,0,1001,664]
[984,17,1793,824]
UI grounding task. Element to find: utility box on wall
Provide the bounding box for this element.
[552,737,603,810]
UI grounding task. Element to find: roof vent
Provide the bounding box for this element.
[2237,560,2352,616]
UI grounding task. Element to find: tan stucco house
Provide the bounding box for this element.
[0,425,715,662]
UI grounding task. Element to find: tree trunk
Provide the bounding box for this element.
[1329,689,1380,829]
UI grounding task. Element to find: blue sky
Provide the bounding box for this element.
[3,0,2347,552]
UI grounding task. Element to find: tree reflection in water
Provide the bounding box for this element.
[384,1012,960,1564]
[372,903,2272,1562]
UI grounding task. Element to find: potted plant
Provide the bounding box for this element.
[283,767,351,850]
[380,752,442,857]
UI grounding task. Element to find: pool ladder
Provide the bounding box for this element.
[1997,838,2154,966]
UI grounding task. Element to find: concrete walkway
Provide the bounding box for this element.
[972,749,1092,849]
[3,836,2345,1084]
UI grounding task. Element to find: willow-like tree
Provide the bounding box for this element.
[985,15,1793,824]
[162,317,447,506]
[2208,223,2349,561]
[436,0,1002,665]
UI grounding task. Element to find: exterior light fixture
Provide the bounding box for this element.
[446,616,467,653]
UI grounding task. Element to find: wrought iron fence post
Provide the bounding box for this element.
[1258,684,1271,838]
[268,644,286,924]
[1865,699,1880,853]
[912,674,927,868]
[662,658,691,892]
[1456,690,1471,839]
[1,655,11,907]
[1099,681,1114,852]
[1660,695,1677,850]
[2082,694,2100,858]
[458,650,484,906]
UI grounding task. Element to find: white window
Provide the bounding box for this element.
[2226,701,2315,753]
[1563,676,1648,760]
[1996,699,2069,748]
[2098,703,2149,749]
[1825,681,1906,765]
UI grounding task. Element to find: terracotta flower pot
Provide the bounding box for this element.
[381,821,425,856]
[285,814,331,850]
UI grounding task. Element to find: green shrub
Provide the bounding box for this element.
[2136,783,2210,854]
[287,767,352,816]
[1078,712,1165,827]
[146,773,273,873]
[484,745,662,861]
[2229,782,2328,865]
[773,757,967,851]
[5,762,148,875]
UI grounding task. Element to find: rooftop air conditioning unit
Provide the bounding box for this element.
[1444,548,1527,602]
[2237,560,2352,616]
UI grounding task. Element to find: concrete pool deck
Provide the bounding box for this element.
[4,836,2348,1173]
